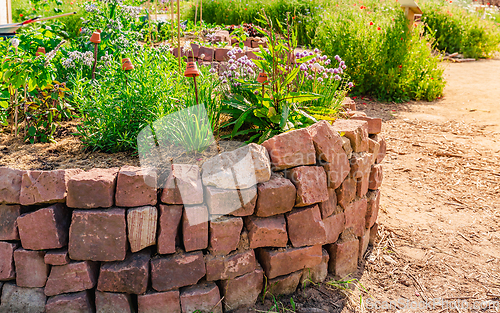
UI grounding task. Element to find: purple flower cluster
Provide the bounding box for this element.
[219,47,258,86]
[294,50,353,87]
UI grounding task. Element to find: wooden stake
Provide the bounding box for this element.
[170,0,174,44]
[200,0,203,27]
[194,0,198,26]
[193,76,199,105]
[177,0,181,72]
[14,89,18,137]
[91,43,98,79]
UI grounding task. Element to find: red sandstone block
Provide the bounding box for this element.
[335,176,356,209]
[67,168,119,209]
[318,188,337,219]
[350,153,372,179]
[0,204,21,240]
[96,291,133,313]
[220,268,264,311]
[322,155,351,190]
[157,204,183,255]
[0,282,46,312]
[151,251,206,291]
[366,190,380,229]
[368,138,380,164]
[351,116,382,134]
[68,208,127,262]
[332,119,369,153]
[45,290,93,313]
[300,249,329,286]
[307,120,347,164]
[344,198,368,237]
[115,166,157,207]
[183,205,209,252]
[265,270,302,298]
[17,204,70,250]
[138,290,181,313]
[257,245,323,279]
[199,46,214,61]
[44,249,70,266]
[286,205,327,247]
[0,168,23,204]
[254,175,296,217]
[371,135,386,164]
[323,212,345,244]
[245,215,288,249]
[215,48,231,61]
[369,164,383,190]
[180,283,222,313]
[14,248,49,288]
[20,169,81,206]
[45,261,98,296]
[0,242,19,280]
[369,223,378,245]
[285,166,329,207]
[205,249,257,281]
[359,228,370,260]
[161,164,203,205]
[261,128,316,171]
[356,174,369,198]
[342,97,356,111]
[209,216,243,255]
[246,49,258,60]
[97,250,150,295]
[326,235,359,277]
[205,186,257,216]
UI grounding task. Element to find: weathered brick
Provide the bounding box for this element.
[359,228,370,260]
[44,248,70,266]
[341,97,356,111]
[45,290,93,313]
[366,190,380,229]
[257,245,323,279]
[151,251,206,291]
[220,268,264,311]
[161,164,203,205]
[254,175,296,217]
[368,138,380,164]
[215,47,230,61]
[97,251,149,295]
[285,166,329,207]
[20,169,81,206]
[115,166,157,207]
[341,137,353,159]
[205,186,257,216]
[157,204,183,255]
[96,291,133,313]
[0,168,23,204]
[261,128,316,170]
[0,204,21,240]
[67,168,119,209]
[350,153,372,179]
[321,157,351,190]
[0,242,18,280]
[371,135,386,164]
[344,198,368,237]
[17,204,70,250]
[326,232,359,277]
[369,223,378,245]
[351,116,382,134]
[318,188,337,219]
[209,216,243,255]
[198,46,214,61]
[183,205,209,252]
[300,249,329,286]
[127,206,157,253]
[286,205,327,247]
[45,261,98,296]
[369,164,383,190]
[265,270,302,298]
[138,290,181,313]
[335,176,356,209]
[180,283,222,313]
[68,208,127,262]
[332,119,369,153]
[307,120,348,164]
[0,282,46,313]
[245,215,288,249]
[14,248,49,288]
[205,249,257,281]
[323,211,345,244]
[356,174,369,198]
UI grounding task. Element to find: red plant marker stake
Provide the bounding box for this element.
[257,72,269,98]
[122,58,134,87]
[90,31,101,79]
[184,61,201,105]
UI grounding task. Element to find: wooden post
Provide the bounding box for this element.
[170,0,174,44]
[177,0,181,72]
[200,0,202,27]
[399,0,422,31]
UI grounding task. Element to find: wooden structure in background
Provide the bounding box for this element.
[1,0,12,24]
[399,0,422,29]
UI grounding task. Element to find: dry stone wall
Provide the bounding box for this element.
[0,113,385,313]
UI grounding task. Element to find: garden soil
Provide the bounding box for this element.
[1,59,500,312]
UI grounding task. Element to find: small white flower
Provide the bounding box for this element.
[10,38,20,48]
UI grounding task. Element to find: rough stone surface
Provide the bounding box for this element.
[20,169,81,206]
[66,168,119,209]
[332,119,369,153]
[356,174,369,198]
[254,175,296,217]
[209,216,243,255]
[342,97,356,111]
[368,138,380,164]
[344,199,368,237]
[318,188,337,219]
[151,251,206,291]
[369,223,379,245]
[366,190,380,229]
[307,120,348,164]
[257,245,323,279]
[127,206,158,253]
[350,153,372,179]
[0,242,19,280]
[285,166,329,207]
[335,176,357,209]
[323,212,345,244]
[322,155,351,191]
[351,116,382,134]
[96,291,133,313]
[205,249,257,281]
[326,235,359,278]
[0,282,46,313]
[44,249,70,266]
[245,215,288,249]
[201,143,271,190]
[266,271,302,297]
[157,204,183,255]
[97,251,150,295]
[0,204,21,240]
[286,205,327,247]
[205,186,257,216]
[180,283,222,313]
[45,261,98,296]
[0,168,23,204]
[369,164,383,190]
[14,249,49,288]
[138,290,181,313]
[68,208,127,262]
[45,291,93,313]
[261,128,316,171]
[183,205,209,252]
[359,228,370,260]
[300,249,329,286]
[341,137,353,159]
[115,166,157,207]
[17,204,70,250]
[161,164,203,205]
[220,268,264,311]
[371,135,386,164]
